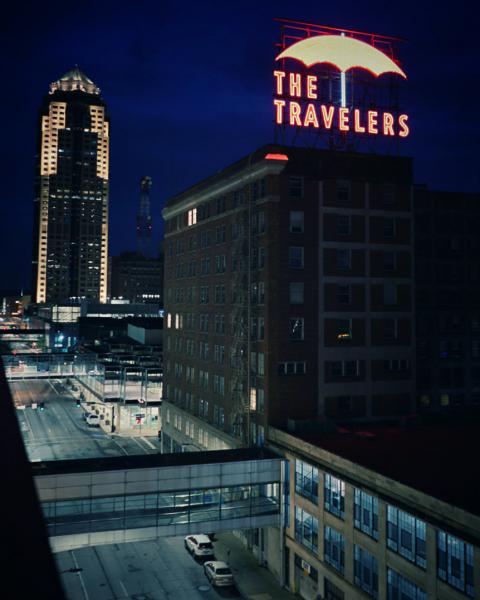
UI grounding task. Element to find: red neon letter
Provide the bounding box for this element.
[339,108,350,131]
[303,104,319,128]
[306,75,318,99]
[383,112,395,136]
[320,105,335,129]
[398,114,410,137]
[289,102,302,126]
[368,111,378,134]
[273,70,286,95]
[273,99,286,124]
[289,73,301,98]
[354,109,365,133]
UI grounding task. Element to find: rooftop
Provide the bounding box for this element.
[164,143,413,211]
[289,418,480,517]
[49,66,100,95]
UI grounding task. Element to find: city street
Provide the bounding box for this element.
[11,379,162,461]
[56,537,241,600]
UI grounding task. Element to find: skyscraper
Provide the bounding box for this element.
[32,67,109,303]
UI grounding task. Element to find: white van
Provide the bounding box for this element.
[86,414,100,427]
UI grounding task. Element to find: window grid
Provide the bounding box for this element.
[354,545,378,599]
[295,459,318,504]
[324,474,345,519]
[324,525,345,574]
[354,488,379,540]
[387,506,426,569]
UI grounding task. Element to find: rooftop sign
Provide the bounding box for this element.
[273,29,409,138]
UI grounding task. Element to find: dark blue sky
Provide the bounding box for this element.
[2,0,479,292]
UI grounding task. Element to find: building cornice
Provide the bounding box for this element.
[162,160,287,220]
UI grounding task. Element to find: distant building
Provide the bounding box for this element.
[110,251,163,304]
[414,187,480,411]
[32,67,109,304]
[161,144,415,452]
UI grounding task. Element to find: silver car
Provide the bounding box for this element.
[184,534,214,557]
[204,561,234,586]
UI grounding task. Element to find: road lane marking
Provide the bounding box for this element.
[140,436,156,450]
[71,550,90,600]
[119,580,129,598]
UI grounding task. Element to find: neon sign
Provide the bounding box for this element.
[274,33,409,138]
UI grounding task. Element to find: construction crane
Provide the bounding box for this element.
[136,176,153,257]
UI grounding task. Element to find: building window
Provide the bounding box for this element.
[384,251,396,272]
[387,569,426,600]
[257,425,265,446]
[258,281,265,304]
[215,224,226,243]
[383,283,397,305]
[387,506,426,568]
[354,546,378,599]
[278,361,306,375]
[294,506,318,553]
[289,246,304,269]
[289,176,304,199]
[336,248,351,270]
[336,319,352,340]
[336,284,351,304]
[200,286,209,304]
[384,217,396,239]
[437,531,474,597]
[383,184,396,205]
[354,489,379,540]
[336,214,351,235]
[384,319,399,342]
[324,526,345,574]
[289,211,304,233]
[329,360,360,378]
[324,474,345,519]
[187,208,197,226]
[258,352,265,376]
[289,282,304,304]
[295,459,318,504]
[384,359,410,373]
[336,180,351,204]
[215,255,226,273]
[214,285,226,304]
[289,317,304,341]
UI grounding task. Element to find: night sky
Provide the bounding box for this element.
[2,0,479,292]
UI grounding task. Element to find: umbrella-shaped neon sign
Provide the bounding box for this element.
[276,34,406,106]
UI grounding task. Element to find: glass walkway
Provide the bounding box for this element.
[33,448,283,552]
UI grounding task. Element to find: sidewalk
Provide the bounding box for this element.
[213,532,295,600]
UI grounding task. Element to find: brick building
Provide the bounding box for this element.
[161,144,415,453]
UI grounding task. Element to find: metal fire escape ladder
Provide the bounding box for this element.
[229,183,257,447]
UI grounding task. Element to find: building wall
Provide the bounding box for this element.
[269,427,480,600]
[110,252,163,303]
[414,188,480,412]
[161,145,415,457]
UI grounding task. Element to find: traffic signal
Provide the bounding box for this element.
[76,399,81,408]
[39,402,45,411]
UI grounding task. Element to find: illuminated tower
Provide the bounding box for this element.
[136,176,153,257]
[32,67,109,303]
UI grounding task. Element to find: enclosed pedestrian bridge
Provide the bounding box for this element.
[33,448,283,553]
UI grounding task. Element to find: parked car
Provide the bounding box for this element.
[86,414,100,427]
[203,561,234,586]
[184,534,214,557]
